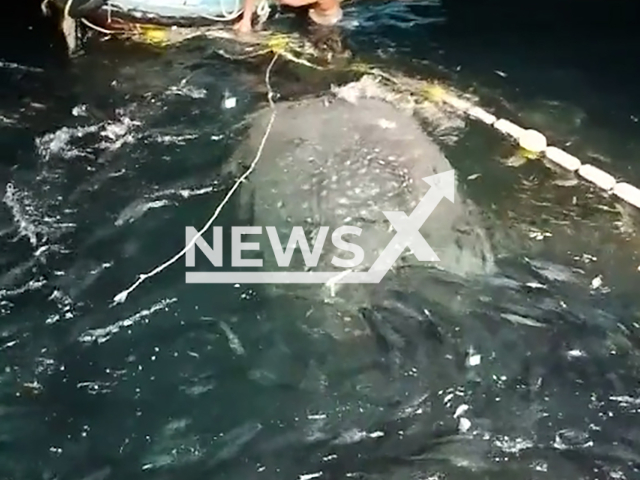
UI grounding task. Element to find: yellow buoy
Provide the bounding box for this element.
[518,129,547,154]
[138,26,169,45]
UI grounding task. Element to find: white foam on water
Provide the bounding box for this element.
[218,321,246,356]
[2,182,64,247]
[0,278,47,300]
[0,60,43,73]
[36,124,102,161]
[45,288,78,324]
[115,199,175,226]
[0,114,18,125]
[97,117,140,150]
[2,181,81,323]
[78,297,177,344]
[494,436,535,453]
[72,104,88,117]
[35,113,141,162]
[3,103,144,325]
[166,83,208,99]
[150,133,200,145]
[177,186,217,198]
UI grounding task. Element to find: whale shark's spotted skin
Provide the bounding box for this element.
[227,80,496,338]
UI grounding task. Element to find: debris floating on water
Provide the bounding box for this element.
[458,417,472,433]
[501,312,546,328]
[223,95,237,109]
[590,275,603,290]
[467,353,482,366]
[299,472,323,480]
[219,321,246,355]
[454,404,469,418]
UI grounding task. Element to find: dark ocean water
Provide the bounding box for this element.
[2,2,640,480]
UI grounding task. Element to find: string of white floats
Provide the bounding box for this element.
[428,88,640,210]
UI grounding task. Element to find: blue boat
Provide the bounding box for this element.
[51,0,257,27]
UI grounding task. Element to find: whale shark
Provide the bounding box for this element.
[224,76,496,339]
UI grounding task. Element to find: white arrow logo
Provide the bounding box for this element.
[363,169,455,282]
[185,170,455,284]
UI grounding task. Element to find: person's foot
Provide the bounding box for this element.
[308,4,343,25]
[234,17,253,34]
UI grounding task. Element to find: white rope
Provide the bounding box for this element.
[63,0,73,17]
[209,0,243,21]
[201,0,271,22]
[256,0,271,24]
[113,53,279,305]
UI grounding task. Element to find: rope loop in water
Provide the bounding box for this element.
[112,53,279,305]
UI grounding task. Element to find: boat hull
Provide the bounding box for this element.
[50,0,107,18]
[50,0,244,28]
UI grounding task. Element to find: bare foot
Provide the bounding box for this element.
[234,18,253,34]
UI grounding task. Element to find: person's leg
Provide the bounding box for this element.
[279,0,342,26]
[236,0,341,32]
[276,0,313,6]
[234,0,257,33]
[308,0,342,26]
